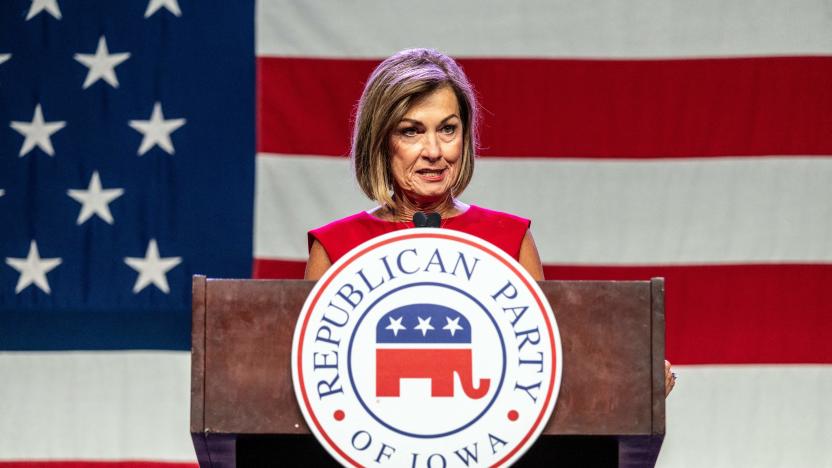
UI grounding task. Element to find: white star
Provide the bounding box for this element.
[26,0,61,20]
[128,102,186,155]
[73,36,130,89]
[144,0,181,18]
[443,316,464,336]
[385,316,406,336]
[0,189,4,197]
[124,239,182,294]
[5,240,62,294]
[414,316,434,336]
[10,104,66,157]
[67,171,124,225]
[0,54,11,66]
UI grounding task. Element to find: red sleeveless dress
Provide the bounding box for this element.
[308,205,530,263]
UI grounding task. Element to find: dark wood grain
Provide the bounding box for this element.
[651,278,666,435]
[191,275,206,434]
[540,281,653,435]
[204,279,311,434]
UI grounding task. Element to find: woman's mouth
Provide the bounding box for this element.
[415,168,446,181]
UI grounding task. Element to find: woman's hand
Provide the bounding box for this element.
[665,360,676,397]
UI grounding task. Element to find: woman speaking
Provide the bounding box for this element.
[305,48,544,282]
[304,48,676,397]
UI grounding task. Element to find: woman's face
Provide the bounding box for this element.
[388,85,463,204]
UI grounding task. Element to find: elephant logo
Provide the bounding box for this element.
[375,303,491,399]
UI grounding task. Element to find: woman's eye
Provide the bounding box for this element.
[400,127,418,137]
[441,124,457,135]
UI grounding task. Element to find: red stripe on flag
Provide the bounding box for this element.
[257,56,832,158]
[257,57,372,157]
[545,264,832,365]
[253,258,832,365]
[253,256,306,279]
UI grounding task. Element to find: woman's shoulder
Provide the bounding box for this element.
[308,210,395,261]
[464,204,530,226]
[450,205,530,260]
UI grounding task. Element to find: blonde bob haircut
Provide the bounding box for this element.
[352,48,478,208]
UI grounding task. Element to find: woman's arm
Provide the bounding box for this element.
[304,239,333,280]
[518,229,544,281]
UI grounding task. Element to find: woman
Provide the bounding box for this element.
[305,48,544,282]
[304,48,676,396]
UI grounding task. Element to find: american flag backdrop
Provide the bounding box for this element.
[1,0,252,465]
[2,0,831,466]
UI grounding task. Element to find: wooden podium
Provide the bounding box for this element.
[191,276,666,467]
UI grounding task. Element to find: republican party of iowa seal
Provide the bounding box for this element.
[292,228,562,467]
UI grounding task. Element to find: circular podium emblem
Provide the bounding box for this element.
[292,229,562,467]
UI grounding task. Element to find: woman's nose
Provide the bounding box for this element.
[422,133,442,160]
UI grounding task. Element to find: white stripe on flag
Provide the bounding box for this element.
[254,154,832,264]
[256,0,832,58]
[0,351,195,461]
[658,365,832,468]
